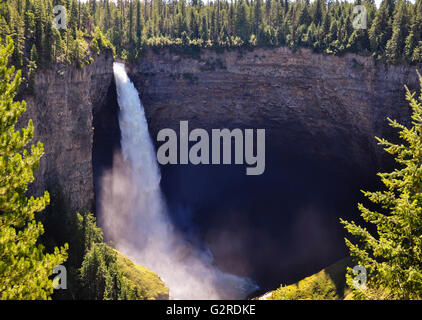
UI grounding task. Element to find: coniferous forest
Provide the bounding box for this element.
[1,0,422,71]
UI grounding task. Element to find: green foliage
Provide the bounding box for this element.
[2,0,422,66]
[73,212,168,300]
[270,258,353,300]
[114,249,169,300]
[79,242,130,300]
[341,73,422,300]
[0,36,67,300]
[385,0,409,64]
[91,26,114,55]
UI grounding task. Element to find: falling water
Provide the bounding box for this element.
[98,62,257,299]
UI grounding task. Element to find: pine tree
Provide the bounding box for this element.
[0,0,419,74]
[77,213,136,301]
[297,2,311,27]
[385,0,409,63]
[341,74,422,300]
[200,14,208,41]
[404,1,422,63]
[136,0,143,49]
[313,0,323,26]
[0,36,68,300]
[369,1,391,55]
[128,0,134,45]
[33,0,45,65]
[89,0,96,17]
[11,17,24,68]
[28,43,38,80]
[235,0,249,41]
[253,0,262,36]
[43,19,54,64]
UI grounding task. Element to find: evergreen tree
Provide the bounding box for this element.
[200,14,208,41]
[253,0,262,36]
[77,212,138,300]
[0,36,68,300]
[69,0,79,37]
[369,0,392,55]
[128,0,134,45]
[341,74,422,300]
[43,19,54,63]
[404,1,422,63]
[312,0,323,26]
[33,0,44,65]
[297,2,311,27]
[136,0,143,49]
[385,0,408,63]
[2,0,422,76]
[235,0,249,41]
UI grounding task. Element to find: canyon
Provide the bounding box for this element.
[22,46,421,292]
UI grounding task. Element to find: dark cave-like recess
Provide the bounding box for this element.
[158,131,382,292]
[92,78,121,211]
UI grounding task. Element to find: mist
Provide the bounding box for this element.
[97,62,257,299]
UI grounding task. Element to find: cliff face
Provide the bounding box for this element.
[129,47,420,172]
[22,52,114,214]
[23,47,420,215]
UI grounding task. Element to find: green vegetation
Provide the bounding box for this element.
[340,73,422,300]
[270,258,353,300]
[0,7,168,299]
[1,0,422,72]
[114,249,169,300]
[0,0,114,90]
[58,212,168,300]
[0,35,67,299]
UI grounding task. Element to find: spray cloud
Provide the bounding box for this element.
[98,62,257,299]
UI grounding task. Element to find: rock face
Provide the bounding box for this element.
[24,47,420,216]
[128,47,420,172]
[21,51,114,215]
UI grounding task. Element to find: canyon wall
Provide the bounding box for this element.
[129,47,420,173]
[22,46,421,220]
[21,51,114,214]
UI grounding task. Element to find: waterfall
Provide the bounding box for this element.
[98,62,257,299]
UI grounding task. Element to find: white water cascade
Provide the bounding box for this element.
[98,62,257,299]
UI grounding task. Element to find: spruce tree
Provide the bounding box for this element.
[235,0,249,41]
[253,0,262,36]
[0,36,68,300]
[369,1,391,55]
[136,0,143,49]
[341,74,422,300]
[385,0,408,64]
[313,0,323,26]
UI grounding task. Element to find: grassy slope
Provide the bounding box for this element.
[113,249,169,300]
[269,258,354,300]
